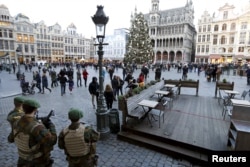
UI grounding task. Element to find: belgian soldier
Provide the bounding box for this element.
[7,96,25,143]
[58,108,100,167]
[12,99,57,167]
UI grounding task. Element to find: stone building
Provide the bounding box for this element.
[144,0,196,64]
[0,4,94,64]
[0,4,15,65]
[195,2,250,64]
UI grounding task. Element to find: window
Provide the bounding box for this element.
[207,35,210,42]
[4,29,7,37]
[198,35,201,42]
[220,36,226,44]
[228,47,233,53]
[25,45,28,52]
[214,25,219,31]
[23,35,28,42]
[222,24,227,31]
[17,34,22,42]
[206,45,209,53]
[202,35,206,42]
[9,30,13,38]
[213,35,218,45]
[241,22,247,29]
[198,26,202,32]
[4,40,9,49]
[230,23,236,30]
[0,29,2,37]
[197,45,200,53]
[239,32,246,44]
[201,45,205,53]
[203,25,206,32]
[238,47,244,52]
[229,33,235,44]
[0,40,3,49]
[223,11,228,19]
[207,25,211,32]
[30,35,34,43]
[31,45,34,53]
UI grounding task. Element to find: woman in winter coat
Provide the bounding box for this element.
[104,84,114,109]
[41,72,51,94]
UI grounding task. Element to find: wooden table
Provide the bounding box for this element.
[155,90,169,101]
[231,99,250,106]
[224,90,240,99]
[138,100,159,127]
[164,84,176,90]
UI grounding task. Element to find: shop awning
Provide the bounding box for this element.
[209,54,221,59]
[235,55,245,59]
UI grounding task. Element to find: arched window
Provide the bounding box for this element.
[222,24,227,31]
[220,36,226,44]
[214,25,219,31]
[230,23,236,31]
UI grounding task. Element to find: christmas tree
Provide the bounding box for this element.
[124,12,153,64]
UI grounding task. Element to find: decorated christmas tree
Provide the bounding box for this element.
[124,12,153,64]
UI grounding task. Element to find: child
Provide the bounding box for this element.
[68,77,74,94]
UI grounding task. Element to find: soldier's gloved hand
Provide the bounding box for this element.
[42,118,52,129]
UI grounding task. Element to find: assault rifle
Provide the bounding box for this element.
[36,109,55,126]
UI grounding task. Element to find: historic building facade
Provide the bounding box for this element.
[14,13,36,64]
[0,4,94,64]
[144,0,196,63]
[98,28,128,61]
[195,2,250,64]
[0,4,15,64]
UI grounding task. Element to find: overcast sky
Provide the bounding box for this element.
[1,0,249,38]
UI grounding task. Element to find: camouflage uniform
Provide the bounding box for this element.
[58,108,100,167]
[7,96,25,143]
[12,99,57,167]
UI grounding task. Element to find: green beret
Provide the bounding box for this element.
[14,97,25,104]
[23,99,41,108]
[68,108,83,120]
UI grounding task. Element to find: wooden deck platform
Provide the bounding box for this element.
[117,95,231,165]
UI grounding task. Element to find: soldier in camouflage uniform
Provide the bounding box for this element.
[58,108,100,167]
[7,96,25,143]
[12,99,57,167]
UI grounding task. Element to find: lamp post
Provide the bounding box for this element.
[16,46,21,80]
[92,5,110,137]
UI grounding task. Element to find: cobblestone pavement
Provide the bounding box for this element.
[0,65,249,167]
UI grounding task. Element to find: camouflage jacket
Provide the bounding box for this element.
[58,122,100,156]
[7,108,24,143]
[13,115,57,160]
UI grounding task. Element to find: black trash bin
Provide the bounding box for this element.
[108,109,120,134]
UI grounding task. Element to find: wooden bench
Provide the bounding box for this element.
[164,79,199,96]
[118,80,164,126]
[215,81,234,98]
[179,79,199,96]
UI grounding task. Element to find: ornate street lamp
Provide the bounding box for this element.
[92,5,110,136]
[16,46,21,80]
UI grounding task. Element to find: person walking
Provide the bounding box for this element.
[41,72,52,94]
[117,76,124,96]
[58,73,68,96]
[12,99,57,167]
[76,69,82,87]
[68,77,74,94]
[82,68,89,87]
[88,77,99,109]
[34,71,42,93]
[111,75,119,101]
[104,84,114,109]
[58,108,100,167]
[7,96,25,143]
[50,69,58,88]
